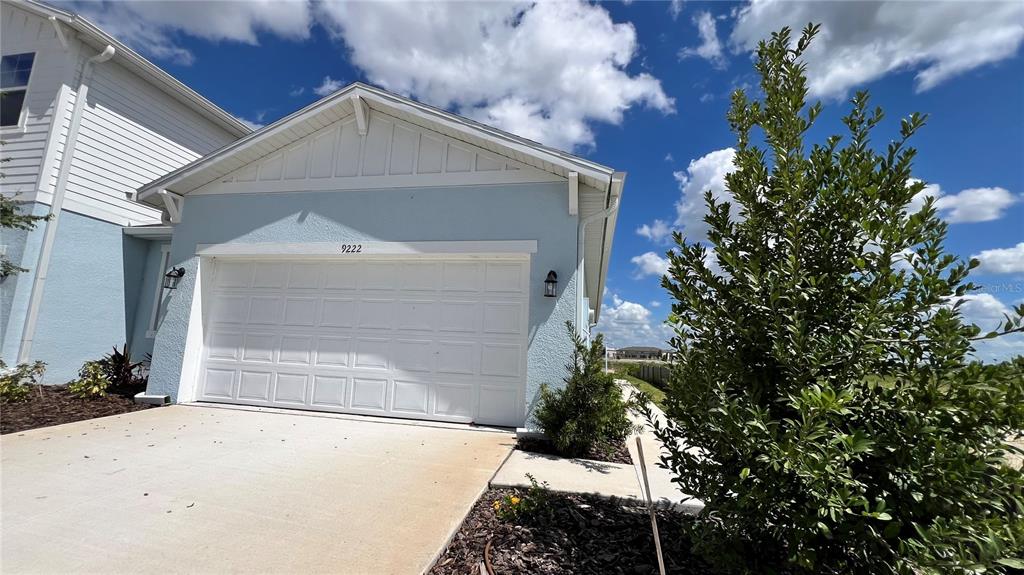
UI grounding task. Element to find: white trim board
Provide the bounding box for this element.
[195,240,538,258]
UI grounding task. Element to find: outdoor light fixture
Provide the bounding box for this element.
[163,267,185,290]
[544,270,558,297]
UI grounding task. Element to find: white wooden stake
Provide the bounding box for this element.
[636,436,666,575]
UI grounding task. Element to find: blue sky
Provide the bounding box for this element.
[71,0,1024,360]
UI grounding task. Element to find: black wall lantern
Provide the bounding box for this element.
[163,267,186,290]
[544,270,558,297]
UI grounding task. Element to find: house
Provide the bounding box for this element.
[0,0,249,382]
[134,83,624,428]
[613,346,668,361]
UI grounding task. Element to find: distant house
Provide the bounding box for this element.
[612,346,669,360]
[1,0,249,383]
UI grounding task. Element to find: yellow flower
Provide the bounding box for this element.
[492,501,501,510]
[510,496,521,505]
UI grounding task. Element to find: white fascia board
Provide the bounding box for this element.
[137,82,616,200]
[196,240,538,258]
[568,171,579,216]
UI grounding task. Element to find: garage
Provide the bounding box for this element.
[135,83,625,429]
[198,256,529,426]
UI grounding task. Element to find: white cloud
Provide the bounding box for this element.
[954,293,1024,362]
[910,182,1019,223]
[234,116,264,131]
[650,300,662,308]
[730,0,1024,99]
[669,0,684,21]
[636,219,673,244]
[289,86,305,97]
[664,153,674,162]
[315,0,673,150]
[679,11,727,69]
[594,294,673,349]
[313,75,344,97]
[973,243,1024,275]
[631,252,671,279]
[673,147,736,242]
[69,0,314,65]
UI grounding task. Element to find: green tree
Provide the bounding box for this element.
[1,140,52,278]
[646,24,1024,574]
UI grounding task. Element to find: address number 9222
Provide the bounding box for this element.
[340,244,363,253]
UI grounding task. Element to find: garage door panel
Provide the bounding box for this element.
[351,377,388,410]
[204,368,236,398]
[287,263,321,289]
[274,373,309,404]
[248,296,283,325]
[239,370,272,401]
[353,338,389,369]
[392,380,429,414]
[315,337,351,367]
[284,298,319,326]
[312,375,347,407]
[241,333,277,363]
[279,335,313,365]
[357,299,395,329]
[200,257,528,426]
[480,343,523,377]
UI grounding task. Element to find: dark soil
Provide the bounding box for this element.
[517,437,633,465]
[1,385,152,434]
[431,488,710,575]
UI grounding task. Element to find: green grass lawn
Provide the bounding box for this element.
[614,373,667,410]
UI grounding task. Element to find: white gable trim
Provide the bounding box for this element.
[189,110,562,196]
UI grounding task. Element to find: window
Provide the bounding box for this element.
[146,245,172,338]
[1,52,35,128]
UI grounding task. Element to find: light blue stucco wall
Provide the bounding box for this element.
[146,182,580,425]
[127,240,171,360]
[1,202,49,363]
[26,210,150,382]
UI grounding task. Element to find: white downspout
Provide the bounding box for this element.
[18,44,115,363]
[576,174,623,334]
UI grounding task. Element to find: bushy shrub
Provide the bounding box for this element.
[0,360,46,403]
[68,361,111,398]
[535,322,634,458]
[648,24,1024,575]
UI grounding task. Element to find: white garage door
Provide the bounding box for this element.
[198,257,529,426]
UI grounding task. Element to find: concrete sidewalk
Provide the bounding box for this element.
[491,382,704,512]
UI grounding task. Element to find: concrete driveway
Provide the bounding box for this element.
[1,405,513,574]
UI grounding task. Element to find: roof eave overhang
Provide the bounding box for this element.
[592,172,625,325]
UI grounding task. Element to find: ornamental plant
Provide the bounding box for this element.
[68,361,111,398]
[492,474,551,523]
[646,24,1024,575]
[535,321,634,458]
[0,359,46,402]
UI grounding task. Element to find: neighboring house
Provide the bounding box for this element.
[614,346,668,360]
[0,0,249,382]
[134,83,624,428]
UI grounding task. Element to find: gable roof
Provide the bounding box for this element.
[136,82,619,199]
[135,82,624,324]
[11,0,251,138]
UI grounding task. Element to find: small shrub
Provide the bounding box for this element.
[492,474,551,523]
[99,344,146,395]
[68,361,111,398]
[534,322,634,458]
[0,360,46,403]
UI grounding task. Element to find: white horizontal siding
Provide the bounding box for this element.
[0,4,74,199]
[65,50,237,225]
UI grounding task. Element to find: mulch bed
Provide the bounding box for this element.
[517,437,633,465]
[431,488,709,575]
[1,385,152,434]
